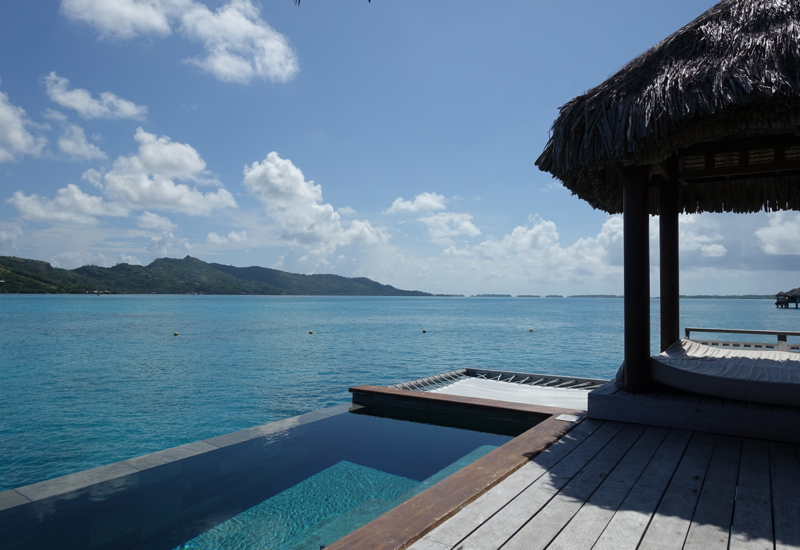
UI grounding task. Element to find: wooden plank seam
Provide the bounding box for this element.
[636,431,714,549]
[494,422,636,549]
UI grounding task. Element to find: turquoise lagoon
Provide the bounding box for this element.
[1,294,798,492]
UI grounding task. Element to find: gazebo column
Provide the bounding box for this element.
[659,178,680,352]
[623,165,652,393]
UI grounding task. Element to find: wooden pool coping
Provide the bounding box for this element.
[327,386,586,550]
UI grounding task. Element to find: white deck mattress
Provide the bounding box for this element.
[429,378,589,410]
[652,339,800,406]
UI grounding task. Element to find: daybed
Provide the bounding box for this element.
[651,339,800,407]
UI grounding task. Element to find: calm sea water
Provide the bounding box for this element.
[1,295,798,492]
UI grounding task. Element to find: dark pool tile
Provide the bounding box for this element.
[88,493,181,548]
[124,441,218,471]
[1,538,32,550]
[15,463,139,502]
[89,528,142,550]
[0,513,33,550]
[216,440,284,476]
[139,495,221,542]
[17,466,183,530]
[29,516,91,550]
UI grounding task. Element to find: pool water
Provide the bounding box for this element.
[176,449,494,550]
[134,406,520,550]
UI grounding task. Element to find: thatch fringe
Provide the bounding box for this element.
[536,0,800,214]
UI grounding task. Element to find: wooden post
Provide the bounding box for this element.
[623,165,652,393]
[659,178,680,352]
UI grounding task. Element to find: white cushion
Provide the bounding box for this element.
[651,339,800,406]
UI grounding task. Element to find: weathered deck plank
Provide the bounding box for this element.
[454,421,625,549]
[770,441,800,550]
[362,384,800,550]
[546,426,669,550]
[501,423,647,550]
[402,423,791,550]
[592,429,693,550]
[638,431,717,550]
[410,420,604,549]
[683,435,741,550]
[730,439,773,550]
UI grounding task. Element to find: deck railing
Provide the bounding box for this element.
[684,327,800,353]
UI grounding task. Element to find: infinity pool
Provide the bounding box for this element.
[163,406,517,550]
[1,403,533,550]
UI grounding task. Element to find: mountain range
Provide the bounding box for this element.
[0,255,431,296]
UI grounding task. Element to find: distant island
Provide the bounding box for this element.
[568,294,622,298]
[679,294,774,300]
[516,295,540,298]
[472,294,512,297]
[545,295,564,298]
[0,255,431,296]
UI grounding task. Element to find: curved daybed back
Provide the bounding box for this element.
[652,340,800,407]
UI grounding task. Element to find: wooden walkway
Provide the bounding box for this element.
[408,419,800,550]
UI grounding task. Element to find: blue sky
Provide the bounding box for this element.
[1,0,798,296]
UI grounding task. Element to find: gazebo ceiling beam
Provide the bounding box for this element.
[676,133,800,156]
[678,160,800,182]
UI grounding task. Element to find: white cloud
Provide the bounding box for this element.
[43,108,68,122]
[82,168,105,189]
[243,151,386,257]
[755,212,800,255]
[43,72,147,120]
[679,215,728,258]
[118,252,143,265]
[345,219,385,245]
[418,212,481,243]
[61,0,298,85]
[181,0,299,84]
[0,91,47,161]
[147,231,191,257]
[207,230,247,244]
[338,206,356,215]
[0,222,23,247]
[50,250,111,269]
[58,124,106,160]
[100,128,237,215]
[386,192,447,214]
[137,211,176,231]
[61,0,177,39]
[353,215,627,296]
[8,184,128,225]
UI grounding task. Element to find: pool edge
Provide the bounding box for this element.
[327,388,585,550]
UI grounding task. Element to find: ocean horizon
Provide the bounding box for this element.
[2,294,798,493]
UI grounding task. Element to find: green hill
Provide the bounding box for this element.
[0,255,431,296]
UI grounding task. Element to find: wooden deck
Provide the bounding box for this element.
[409,418,800,550]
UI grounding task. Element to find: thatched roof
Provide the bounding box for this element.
[778,286,800,297]
[536,0,800,214]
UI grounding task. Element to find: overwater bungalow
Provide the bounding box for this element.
[777,287,800,308]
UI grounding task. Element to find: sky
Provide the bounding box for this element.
[0,0,798,296]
